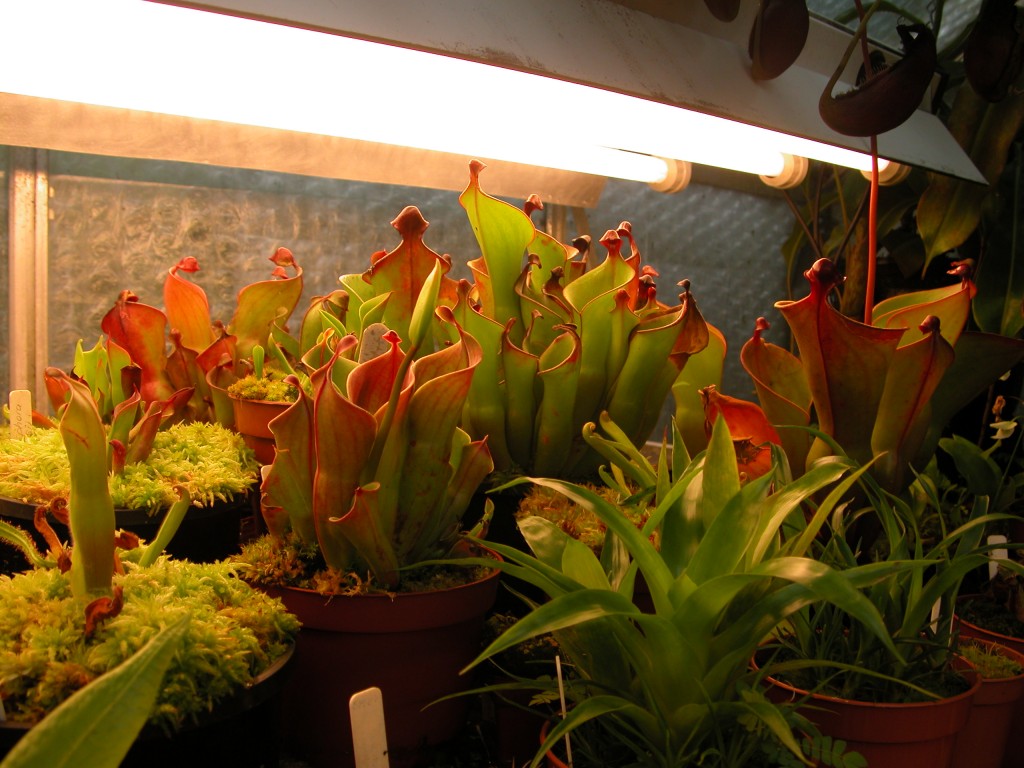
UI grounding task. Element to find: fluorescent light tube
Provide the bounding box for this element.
[0,0,885,183]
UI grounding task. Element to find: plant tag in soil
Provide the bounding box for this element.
[350,686,389,768]
[988,535,1009,581]
[8,390,31,439]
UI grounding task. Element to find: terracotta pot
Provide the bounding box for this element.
[0,493,249,574]
[951,638,1024,768]
[765,666,980,768]
[230,396,290,464]
[539,719,574,768]
[0,644,294,768]
[262,559,501,768]
[957,600,1024,768]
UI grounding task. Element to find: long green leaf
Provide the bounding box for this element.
[50,369,116,600]
[0,617,189,768]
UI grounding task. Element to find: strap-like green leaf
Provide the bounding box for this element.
[50,369,116,600]
[0,616,189,768]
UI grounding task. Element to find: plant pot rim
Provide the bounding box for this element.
[258,549,502,633]
[227,393,295,406]
[956,635,1024,681]
[0,492,249,522]
[763,663,981,710]
[956,594,1024,647]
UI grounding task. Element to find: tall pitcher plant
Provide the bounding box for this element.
[736,257,1024,492]
[448,162,711,479]
[260,263,494,590]
[1,369,192,605]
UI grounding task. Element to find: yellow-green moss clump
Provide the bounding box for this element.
[516,483,656,555]
[227,373,300,403]
[0,555,299,731]
[0,422,258,513]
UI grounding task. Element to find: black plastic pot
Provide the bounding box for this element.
[0,491,252,574]
[0,644,294,768]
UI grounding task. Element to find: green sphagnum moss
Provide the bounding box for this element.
[226,373,300,403]
[0,553,299,732]
[0,422,257,513]
[959,639,1024,679]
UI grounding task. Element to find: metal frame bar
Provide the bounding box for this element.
[8,146,48,407]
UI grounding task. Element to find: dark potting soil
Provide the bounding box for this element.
[960,597,1024,639]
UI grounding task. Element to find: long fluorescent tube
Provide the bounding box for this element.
[0,0,886,183]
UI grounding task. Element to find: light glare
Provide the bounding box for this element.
[0,0,886,183]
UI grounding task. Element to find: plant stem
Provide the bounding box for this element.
[852,0,880,324]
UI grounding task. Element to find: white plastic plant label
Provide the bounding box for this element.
[988,534,1009,581]
[8,390,32,439]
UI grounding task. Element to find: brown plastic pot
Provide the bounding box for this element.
[951,637,1024,768]
[0,492,249,574]
[261,556,501,768]
[230,396,290,464]
[765,665,980,768]
[957,600,1024,768]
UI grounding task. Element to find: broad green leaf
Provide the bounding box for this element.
[871,323,954,491]
[469,588,640,666]
[264,390,316,544]
[750,457,852,562]
[561,536,614,590]
[331,483,401,588]
[871,280,973,348]
[924,331,1024,458]
[310,358,375,570]
[740,320,812,469]
[501,332,539,470]
[0,617,189,768]
[459,161,535,336]
[938,434,1003,496]
[520,478,675,613]
[673,323,726,459]
[698,415,742,530]
[917,86,1024,271]
[298,289,348,357]
[396,346,478,558]
[532,330,581,476]
[688,473,773,585]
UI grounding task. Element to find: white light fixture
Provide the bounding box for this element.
[0,0,921,188]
